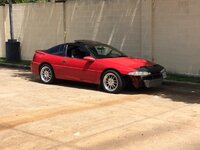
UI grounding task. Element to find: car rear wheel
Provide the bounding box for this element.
[39,64,55,84]
[101,70,124,93]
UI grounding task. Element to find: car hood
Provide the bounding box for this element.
[100,57,154,69]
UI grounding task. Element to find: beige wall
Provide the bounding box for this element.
[64,0,142,56]
[141,0,153,61]
[153,0,200,76]
[4,3,64,60]
[0,0,200,76]
[0,7,5,57]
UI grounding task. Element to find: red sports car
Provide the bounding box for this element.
[31,40,167,93]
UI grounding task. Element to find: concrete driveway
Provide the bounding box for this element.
[0,67,200,150]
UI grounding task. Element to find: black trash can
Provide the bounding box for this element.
[6,39,21,62]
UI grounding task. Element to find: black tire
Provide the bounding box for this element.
[101,70,124,93]
[39,64,55,84]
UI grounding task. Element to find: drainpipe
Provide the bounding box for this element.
[6,0,21,62]
[8,0,14,40]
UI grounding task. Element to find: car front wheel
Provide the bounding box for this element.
[39,64,55,84]
[101,70,124,93]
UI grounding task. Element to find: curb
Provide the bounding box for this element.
[0,63,30,70]
[164,79,200,88]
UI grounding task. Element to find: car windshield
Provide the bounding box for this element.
[89,44,127,58]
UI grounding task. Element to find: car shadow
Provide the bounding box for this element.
[125,82,200,104]
[11,68,101,91]
[11,68,200,104]
[11,68,36,82]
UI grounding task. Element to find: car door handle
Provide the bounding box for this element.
[62,60,67,63]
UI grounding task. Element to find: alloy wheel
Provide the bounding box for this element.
[40,66,53,83]
[103,72,119,92]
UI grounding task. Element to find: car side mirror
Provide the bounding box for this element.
[83,56,95,62]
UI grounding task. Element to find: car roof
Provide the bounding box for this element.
[48,40,105,49]
[75,40,104,46]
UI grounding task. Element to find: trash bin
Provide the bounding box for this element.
[6,39,21,62]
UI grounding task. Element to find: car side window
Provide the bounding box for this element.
[46,44,66,56]
[66,45,90,59]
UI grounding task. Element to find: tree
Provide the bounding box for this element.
[0,0,48,5]
[0,0,7,6]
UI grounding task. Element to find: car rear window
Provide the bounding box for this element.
[46,44,66,56]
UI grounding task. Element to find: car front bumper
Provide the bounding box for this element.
[143,77,163,88]
[129,64,166,88]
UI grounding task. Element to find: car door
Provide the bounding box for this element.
[61,44,98,83]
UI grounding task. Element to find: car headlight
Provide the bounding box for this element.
[128,71,151,76]
[160,69,167,78]
[160,69,166,73]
